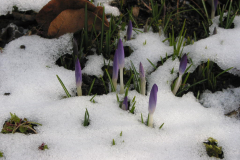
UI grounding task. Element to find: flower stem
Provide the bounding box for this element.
[148,113,153,127]
[172,74,182,95]
[140,79,146,95]
[77,86,82,96]
[120,68,124,94]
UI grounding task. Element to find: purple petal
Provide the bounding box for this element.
[112,50,119,81]
[117,39,125,69]
[75,58,82,87]
[179,53,188,75]
[127,20,132,40]
[122,96,128,110]
[214,0,218,11]
[139,62,145,80]
[148,84,158,114]
[73,38,78,56]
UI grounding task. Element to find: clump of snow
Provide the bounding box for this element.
[200,87,240,114]
[82,54,105,77]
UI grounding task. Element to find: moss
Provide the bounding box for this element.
[203,137,224,159]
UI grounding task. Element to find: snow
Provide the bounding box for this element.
[0,0,240,160]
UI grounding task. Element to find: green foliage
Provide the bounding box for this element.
[112,139,115,145]
[0,151,3,158]
[129,96,136,114]
[159,123,164,129]
[83,109,90,126]
[88,78,96,95]
[219,0,238,29]
[105,69,115,92]
[90,94,97,103]
[141,113,144,124]
[38,143,49,150]
[204,137,224,159]
[56,75,71,98]
[1,113,42,134]
[120,131,122,136]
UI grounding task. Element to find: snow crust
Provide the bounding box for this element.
[0,0,240,160]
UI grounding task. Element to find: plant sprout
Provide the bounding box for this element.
[148,84,158,127]
[122,96,128,110]
[75,58,82,96]
[211,0,218,19]
[172,53,187,95]
[117,39,125,94]
[139,62,146,95]
[127,20,132,40]
[112,49,119,91]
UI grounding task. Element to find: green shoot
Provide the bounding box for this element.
[83,108,90,126]
[120,131,122,136]
[159,123,164,129]
[90,94,97,103]
[141,113,144,123]
[105,69,116,92]
[112,139,115,145]
[147,58,157,69]
[56,75,71,98]
[88,78,96,95]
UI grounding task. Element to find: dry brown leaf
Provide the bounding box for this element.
[36,0,109,38]
[48,9,109,38]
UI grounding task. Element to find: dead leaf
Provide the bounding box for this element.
[48,9,109,38]
[36,0,109,38]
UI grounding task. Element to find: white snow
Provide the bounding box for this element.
[0,0,240,160]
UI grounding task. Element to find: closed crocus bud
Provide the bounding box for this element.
[172,54,188,95]
[148,84,158,127]
[117,39,125,94]
[139,62,146,95]
[127,20,132,40]
[122,96,128,110]
[117,39,125,69]
[75,58,82,96]
[112,50,119,91]
[179,53,188,75]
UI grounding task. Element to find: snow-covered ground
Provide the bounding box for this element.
[0,0,240,159]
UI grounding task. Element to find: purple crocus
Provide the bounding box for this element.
[179,53,188,75]
[172,54,188,95]
[122,96,128,110]
[210,0,218,19]
[112,50,119,91]
[127,20,132,40]
[117,39,125,94]
[139,62,146,95]
[117,39,125,69]
[75,58,82,96]
[148,84,158,127]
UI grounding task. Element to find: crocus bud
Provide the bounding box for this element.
[75,58,82,96]
[139,62,146,95]
[148,84,158,127]
[117,39,125,69]
[172,54,188,95]
[179,53,187,75]
[127,20,132,40]
[148,84,158,114]
[122,96,128,110]
[117,39,125,94]
[214,0,218,12]
[112,50,119,90]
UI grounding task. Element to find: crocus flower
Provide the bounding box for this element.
[139,62,146,95]
[112,49,119,91]
[127,20,132,40]
[117,39,125,94]
[122,96,128,110]
[172,54,188,95]
[148,84,158,127]
[75,58,82,96]
[211,0,218,19]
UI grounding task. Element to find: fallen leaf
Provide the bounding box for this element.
[36,0,109,38]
